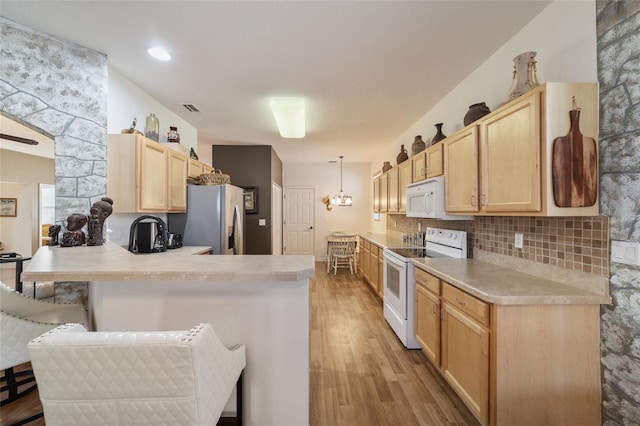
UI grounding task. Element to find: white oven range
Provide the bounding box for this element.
[382,227,467,349]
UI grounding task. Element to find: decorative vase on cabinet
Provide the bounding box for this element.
[431,123,446,144]
[144,113,160,141]
[396,145,409,164]
[382,161,392,172]
[507,51,540,101]
[411,135,428,156]
[464,102,491,126]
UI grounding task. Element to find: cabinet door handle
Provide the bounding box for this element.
[432,303,437,314]
[481,194,486,206]
[440,308,445,321]
[471,195,476,206]
[455,297,466,306]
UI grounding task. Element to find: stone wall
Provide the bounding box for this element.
[0,17,108,225]
[0,17,108,305]
[597,2,640,424]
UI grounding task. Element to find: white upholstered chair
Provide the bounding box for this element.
[0,280,87,416]
[28,322,246,426]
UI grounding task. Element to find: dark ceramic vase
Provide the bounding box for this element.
[464,102,491,126]
[411,135,427,156]
[431,123,446,144]
[382,161,392,172]
[396,144,408,164]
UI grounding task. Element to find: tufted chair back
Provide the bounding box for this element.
[28,322,245,426]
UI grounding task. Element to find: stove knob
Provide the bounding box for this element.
[446,232,453,238]
[450,233,457,240]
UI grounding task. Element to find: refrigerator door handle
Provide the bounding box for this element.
[230,204,241,254]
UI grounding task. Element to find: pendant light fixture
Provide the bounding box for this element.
[331,156,353,206]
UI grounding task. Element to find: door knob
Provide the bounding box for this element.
[309,226,313,230]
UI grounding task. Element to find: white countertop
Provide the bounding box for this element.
[412,258,610,305]
[22,243,315,283]
[358,232,405,248]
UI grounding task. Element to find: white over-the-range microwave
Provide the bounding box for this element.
[405,177,473,220]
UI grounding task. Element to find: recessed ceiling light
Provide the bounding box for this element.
[147,47,171,61]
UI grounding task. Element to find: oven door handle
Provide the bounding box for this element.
[383,250,407,268]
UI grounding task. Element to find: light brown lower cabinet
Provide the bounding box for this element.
[377,250,384,299]
[414,267,601,426]
[358,238,383,299]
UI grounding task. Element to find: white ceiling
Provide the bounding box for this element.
[1,1,550,164]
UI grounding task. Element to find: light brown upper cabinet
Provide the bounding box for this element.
[412,143,444,182]
[387,167,399,213]
[167,150,188,212]
[188,158,204,179]
[373,176,381,213]
[444,82,599,216]
[397,160,412,212]
[379,172,389,213]
[374,160,411,214]
[107,134,187,213]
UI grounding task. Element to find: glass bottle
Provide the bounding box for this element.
[144,113,160,141]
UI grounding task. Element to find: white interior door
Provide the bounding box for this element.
[272,182,283,255]
[283,187,314,255]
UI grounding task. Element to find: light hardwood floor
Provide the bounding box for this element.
[0,262,478,425]
[311,262,478,426]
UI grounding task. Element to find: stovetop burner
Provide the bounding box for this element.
[386,247,450,259]
[384,227,468,261]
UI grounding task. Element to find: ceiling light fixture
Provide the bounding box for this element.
[269,98,305,138]
[331,156,352,206]
[147,47,171,61]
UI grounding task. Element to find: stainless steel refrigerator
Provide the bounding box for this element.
[168,184,244,254]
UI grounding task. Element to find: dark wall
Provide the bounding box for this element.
[212,145,282,254]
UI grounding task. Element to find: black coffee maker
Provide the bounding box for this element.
[128,215,168,254]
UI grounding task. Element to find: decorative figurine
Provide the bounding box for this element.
[87,197,114,246]
[121,118,143,135]
[60,214,88,247]
[168,126,180,143]
[48,224,61,246]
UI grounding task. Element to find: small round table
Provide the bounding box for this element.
[0,252,32,295]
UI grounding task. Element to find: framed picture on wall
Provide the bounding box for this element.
[0,198,17,217]
[243,187,258,214]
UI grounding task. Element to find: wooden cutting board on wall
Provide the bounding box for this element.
[552,109,597,207]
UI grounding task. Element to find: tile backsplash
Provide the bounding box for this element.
[388,215,610,276]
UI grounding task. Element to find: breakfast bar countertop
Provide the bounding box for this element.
[412,257,611,305]
[22,242,315,283]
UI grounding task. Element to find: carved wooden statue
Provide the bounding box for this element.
[48,224,61,246]
[87,197,114,246]
[60,214,87,247]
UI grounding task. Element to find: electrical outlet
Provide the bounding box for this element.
[394,220,398,228]
[611,241,640,266]
[514,232,524,249]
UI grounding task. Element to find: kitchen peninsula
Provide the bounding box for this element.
[22,243,315,426]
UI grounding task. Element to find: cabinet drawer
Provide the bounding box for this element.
[414,268,440,295]
[442,282,489,326]
[370,244,379,257]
